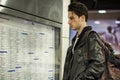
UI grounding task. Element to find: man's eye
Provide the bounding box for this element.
[70,17,74,20]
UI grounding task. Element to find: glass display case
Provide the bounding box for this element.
[0,14,61,80]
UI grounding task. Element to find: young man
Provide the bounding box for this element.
[63,2,105,80]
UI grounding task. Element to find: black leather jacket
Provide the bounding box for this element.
[63,26,105,80]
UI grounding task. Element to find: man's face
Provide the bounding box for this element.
[68,11,81,30]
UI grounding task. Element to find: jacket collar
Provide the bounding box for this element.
[72,26,92,47]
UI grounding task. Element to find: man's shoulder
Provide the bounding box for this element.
[87,30,99,39]
[86,30,103,46]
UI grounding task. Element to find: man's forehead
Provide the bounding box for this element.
[68,11,75,17]
[68,11,74,14]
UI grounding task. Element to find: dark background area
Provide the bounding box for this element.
[71,0,120,10]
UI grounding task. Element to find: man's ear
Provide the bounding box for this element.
[80,15,85,22]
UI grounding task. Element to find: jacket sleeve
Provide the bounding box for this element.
[77,33,105,80]
[63,46,73,80]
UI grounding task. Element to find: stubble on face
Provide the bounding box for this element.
[68,11,81,31]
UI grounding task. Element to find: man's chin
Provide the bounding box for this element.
[71,28,77,30]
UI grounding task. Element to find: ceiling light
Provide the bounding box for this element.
[94,21,100,24]
[115,20,120,24]
[98,10,106,13]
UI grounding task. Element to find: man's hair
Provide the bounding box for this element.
[68,2,88,22]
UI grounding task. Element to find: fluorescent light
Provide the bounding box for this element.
[94,21,100,24]
[98,10,106,13]
[115,20,120,24]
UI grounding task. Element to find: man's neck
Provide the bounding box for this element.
[77,23,87,37]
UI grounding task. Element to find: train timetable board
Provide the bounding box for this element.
[0,18,55,80]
